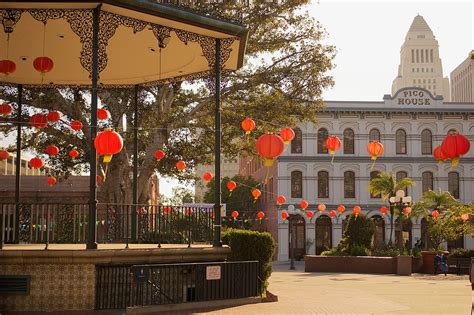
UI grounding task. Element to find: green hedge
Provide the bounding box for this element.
[222,229,276,295]
[448,248,474,258]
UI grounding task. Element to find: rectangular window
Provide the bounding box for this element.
[416,49,419,63]
[421,49,424,62]
[318,171,329,198]
[430,49,433,62]
[412,49,415,63]
[344,171,355,198]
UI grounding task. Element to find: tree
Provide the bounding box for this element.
[160,187,194,205]
[338,214,375,255]
[0,2,335,205]
[368,172,415,246]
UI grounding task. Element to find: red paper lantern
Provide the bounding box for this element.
[47,111,61,122]
[367,141,384,160]
[281,211,289,220]
[45,145,59,156]
[280,127,295,144]
[163,206,171,215]
[325,135,342,155]
[185,208,193,216]
[29,157,43,169]
[70,120,83,131]
[353,206,361,216]
[337,205,346,214]
[431,210,440,218]
[241,118,255,135]
[138,207,147,216]
[255,134,285,166]
[33,56,54,73]
[461,213,469,221]
[317,204,326,213]
[0,150,10,160]
[0,103,13,116]
[47,177,57,186]
[154,150,165,161]
[176,161,186,171]
[97,109,109,120]
[328,210,337,218]
[231,211,239,219]
[69,149,79,159]
[306,211,314,219]
[96,175,103,184]
[203,172,213,182]
[0,59,16,75]
[380,206,389,215]
[29,113,48,129]
[252,189,261,200]
[276,195,286,205]
[94,129,124,163]
[300,200,308,210]
[227,180,236,192]
[433,146,447,164]
[403,207,412,215]
[440,133,470,166]
[257,211,265,220]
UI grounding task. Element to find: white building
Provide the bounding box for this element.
[195,158,239,201]
[392,15,450,100]
[450,50,474,103]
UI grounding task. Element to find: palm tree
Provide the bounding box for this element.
[368,172,416,245]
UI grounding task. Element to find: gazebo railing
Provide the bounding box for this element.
[0,203,214,246]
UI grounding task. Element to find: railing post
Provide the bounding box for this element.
[132,85,139,242]
[14,84,22,244]
[0,204,4,249]
[213,38,222,247]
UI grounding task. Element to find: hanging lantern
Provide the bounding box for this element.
[96,175,103,184]
[29,157,44,169]
[276,195,286,205]
[306,211,314,219]
[29,113,48,129]
[367,141,384,168]
[33,56,54,73]
[185,208,193,216]
[280,127,295,144]
[97,109,109,120]
[431,210,440,218]
[0,150,10,160]
[281,211,289,220]
[433,146,447,164]
[461,213,469,221]
[203,172,213,182]
[45,145,59,156]
[210,210,215,218]
[47,177,57,186]
[325,135,342,163]
[0,103,13,116]
[94,129,124,163]
[176,161,186,172]
[255,134,285,167]
[300,200,308,210]
[231,211,239,220]
[328,210,337,218]
[154,150,165,161]
[163,206,171,215]
[138,207,147,216]
[227,180,237,192]
[403,207,412,216]
[380,206,389,216]
[337,205,346,214]
[440,133,470,166]
[257,211,265,221]
[0,60,16,75]
[252,189,261,200]
[353,206,361,217]
[69,149,79,159]
[70,120,83,131]
[241,118,255,135]
[47,111,61,123]
[317,204,326,213]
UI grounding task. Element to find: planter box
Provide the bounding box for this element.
[412,256,422,273]
[421,251,448,274]
[304,255,411,275]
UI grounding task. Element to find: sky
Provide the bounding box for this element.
[160,0,474,197]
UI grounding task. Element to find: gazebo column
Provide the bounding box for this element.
[132,85,139,243]
[87,6,100,250]
[14,84,22,244]
[213,38,222,247]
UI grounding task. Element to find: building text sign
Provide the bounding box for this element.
[206,265,221,280]
[396,89,431,105]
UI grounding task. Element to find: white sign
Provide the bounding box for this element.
[206,265,221,280]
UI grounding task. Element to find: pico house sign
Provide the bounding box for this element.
[383,88,443,106]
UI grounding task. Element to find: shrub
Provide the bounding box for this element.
[448,248,474,258]
[222,229,276,295]
[349,244,368,256]
[320,248,347,256]
[338,214,375,253]
[371,245,400,257]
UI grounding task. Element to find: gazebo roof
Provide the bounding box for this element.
[0,1,249,87]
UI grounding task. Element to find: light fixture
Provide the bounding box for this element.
[158,35,171,49]
[2,11,15,34]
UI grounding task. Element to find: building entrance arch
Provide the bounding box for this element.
[289,215,306,260]
[315,215,332,254]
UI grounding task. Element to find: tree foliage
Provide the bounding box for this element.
[159,187,194,205]
[338,214,375,253]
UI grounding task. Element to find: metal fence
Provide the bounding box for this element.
[0,203,214,246]
[96,261,259,309]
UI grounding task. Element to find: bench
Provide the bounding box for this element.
[447,257,471,275]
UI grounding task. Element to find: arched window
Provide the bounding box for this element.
[421,129,432,155]
[291,128,302,154]
[422,171,433,194]
[448,172,459,199]
[343,128,355,154]
[396,171,409,195]
[370,171,381,198]
[290,215,306,260]
[396,129,407,154]
[344,171,355,198]
[291,171,303,198]
[369,128,381,142]
[315,215,332,255]
[317,128,328,154]
[318,171,329,198]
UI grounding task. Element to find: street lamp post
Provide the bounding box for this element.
[288,205,301,270]
[389,190,412,251]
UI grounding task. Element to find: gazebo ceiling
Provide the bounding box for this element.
[0,1,248,87]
